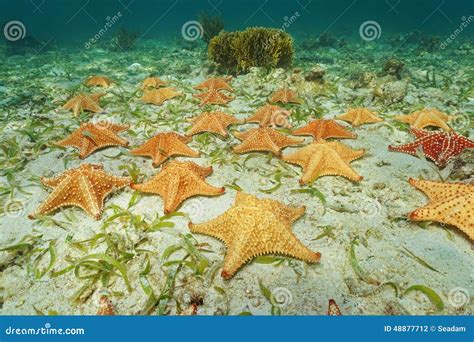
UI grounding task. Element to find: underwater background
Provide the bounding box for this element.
[0,0,473,316]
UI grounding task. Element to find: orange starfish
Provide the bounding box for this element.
[394,108,453,131]
[233,127,304,155]
[63,93,105,117]
[328,299,342,315]
[131,161,224,213]
[29,164,130,220]
[141,76,167,89]
[130,132,199,167]
[85,75,114,88]
[194,76,233,92]
[141,87,182,106]
[55,122,129,159]
[245,104,292,128]
[336,108,383,127]
[292,119,357,141]
[282,141,364,184]
[269,88,302,104]
[193,89,235,106]
[186,111,241,137]
[408,178,473,240]
[97,295,115,315]
[189,192,321,279]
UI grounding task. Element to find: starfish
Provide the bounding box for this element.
[282,141,364,184]
[408,178,473,241]
[194,76,233,92]
[193,89,235,106]
[141,76,167,89]
[189,192,321,279]
[233,127,304,155]
[63,93,105,117]
[97,295,115,315]
[131,161,224,213]
[85,75,114,88]
[245,104,292,128]
[269,88,302,104]
[130,132,199,167]
[328,299,342,316]
[292,119,357,141]
[29,164,130,220]
[55,122,129,159]
[186,111,241,137]
[141,87,182,106]
[389,128,474,167]
[394,108,453,131]
[336,108,383,127]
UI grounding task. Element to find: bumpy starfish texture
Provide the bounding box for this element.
[394,108,453,131]
[141,87,182,105]
[194,76,233,92]
[63,93,105,117]
[389,128,474,167]
[55,122,129,159]
[97,296,115,315]
[269,88,302,104]
[141,76,167,89]
[130,132,199,167]
[408,178,473,241]
[282,141,364,184]
[29,164,130,220]
[131,161,224,213]
[193,89,235,106]
[233,127,304,155]
[85,75,113,88]
[246,104,292,128]
[186,111,241,137]
[328,299,342,316]
[292,119,357,141]
[336,108,383,127]
[189,192,321,279]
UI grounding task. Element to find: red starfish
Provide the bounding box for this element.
[388,128,474,167]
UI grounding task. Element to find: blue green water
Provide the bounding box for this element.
[1,0,473,47]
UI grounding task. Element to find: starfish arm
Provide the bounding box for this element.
[220,216,320,279]
[394,115,413,124]
[409,178,472,202]
[188,211,236,246]
[409,192,473,240]
[89,93,106,102]
[108,123,130,133]
[281,148,312,168]
[91,174,131,208]
[30,174,101,219]
[328,142,365,162]
[388,141,420,156]
[410,127,431,138]
[414,116,452,131]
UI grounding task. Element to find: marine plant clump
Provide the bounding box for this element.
[109,27,139,51]
[208,27,294,73]
[198,12,224,44]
